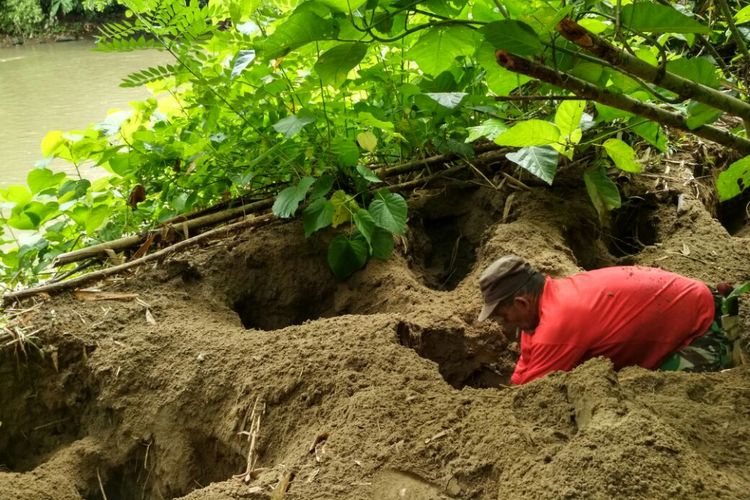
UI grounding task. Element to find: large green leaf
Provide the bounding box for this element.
[262,11,339,59]
[685,102,723,130]
[272,111,316,138]
[717,156,750,201]
[481,20,544,56]
[368,190,407,235]
[506,146,559,185]
[620,3,709,34]
[230,50,256,79]
[309,175,335,201]
[332,137,359,167]
[370,228,394,260]
[303,198,335,237]
[466,119,508,143]
[631,119,668,152]
[666,57,720,88]
[495,120,561,147]
[408,26,478,76]
[353,208,376,247]
[314,43,368,87]
[27,168,66,194]
[272,176,316,218]
[327,234,369,279]
[584,167,621,221]
[0,185,32,205]
[424,92,467,109]
[555,100,585,138]
[603,139,642,173]
[736,5,750,24]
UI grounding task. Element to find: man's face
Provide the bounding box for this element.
[492,296,538,332]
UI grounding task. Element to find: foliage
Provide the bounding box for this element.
[0,0,119,36]
[3,0,750,289]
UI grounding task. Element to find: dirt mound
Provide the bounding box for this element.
[1,172,749,499]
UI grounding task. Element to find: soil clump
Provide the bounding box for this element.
[1,165,749,499]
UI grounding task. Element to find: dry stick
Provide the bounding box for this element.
[494,51,750,155]
[556,18,750,124]
[377,142,502,176]
[53,198,275,266]
[3,214,276,305]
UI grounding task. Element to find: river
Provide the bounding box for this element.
[0,40,172,188]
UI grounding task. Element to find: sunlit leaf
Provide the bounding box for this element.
[495,120,561,147]
[41,130,66,158]
[357,131,378,152]
[424,92,467,109]
[230,50,256,79]
[466,119,508,143]
[603,139,642,173]
[554,100,585,138]
[27,168,66,194]
[314,43,367,87]
[408,26,478,76]
[717,156,750,201]
[584,167,621,222]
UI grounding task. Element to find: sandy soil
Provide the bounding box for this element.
[1,165,749,499]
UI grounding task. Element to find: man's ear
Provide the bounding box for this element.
[513,296,530,310]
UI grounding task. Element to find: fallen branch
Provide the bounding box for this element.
[495,50,750,155]
[3,213,276,305]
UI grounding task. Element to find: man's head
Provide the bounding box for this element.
[477,255,545,331]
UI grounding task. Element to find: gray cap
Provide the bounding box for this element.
[477,255,533,322]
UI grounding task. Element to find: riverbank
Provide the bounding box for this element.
[0,16,115,48]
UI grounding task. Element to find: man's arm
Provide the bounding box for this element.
[511,341,586,385]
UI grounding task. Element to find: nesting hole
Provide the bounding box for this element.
[396,321,510,389]
[717,190,750,237]
[606,196,659,257]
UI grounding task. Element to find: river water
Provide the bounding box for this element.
[0,40,171,188]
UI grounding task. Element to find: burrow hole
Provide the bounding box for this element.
[717,189,750,237]
[396,321,512,389]
[606,196,659,257]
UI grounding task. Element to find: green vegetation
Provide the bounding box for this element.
[2,0,750,291]
[0,0,118,37]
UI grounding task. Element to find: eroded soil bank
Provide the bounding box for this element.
[1,167,749,499]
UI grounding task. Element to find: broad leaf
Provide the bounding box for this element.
[272,111,315,138]
[314,43,367,87]
[353,208,376,246]
[368,190,407,235]
[555,100,585,138]
[631,120,668,152]
[327,234,369,279]
[230,50,256,79]
[355,165,381,183]
[506,146,559,185]
[0,185,32,205]
[332,137,359,167]
[330,189,355,227]
[424,92,467,109]
[303,198,334,237]
[686,102,723,130]
[495,120,561,147]
[736,5,750,24]
[584,167,621,222]
[716,156,750,201]
[666,57,720,88]
[466,119,508,143]
[408,26,478,75]
[310,175,335,201]
[370,228,394,260]
[272,176,316,218]
[41,130,66,158]
[27,168,66,194]
[603,139,642,173]
[261,11,339,59]
[620,3,710,34]
[481,20,544,56]
[356,131,378,152]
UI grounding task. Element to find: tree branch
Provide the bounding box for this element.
[495,50,750,154]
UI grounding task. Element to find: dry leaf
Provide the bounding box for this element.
[681,243,690,256]
[145,309,157,325]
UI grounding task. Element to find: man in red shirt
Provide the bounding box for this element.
[477,255,739,385]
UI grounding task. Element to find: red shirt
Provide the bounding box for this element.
[510,266,714,385]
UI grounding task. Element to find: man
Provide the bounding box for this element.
[477,255,741,385]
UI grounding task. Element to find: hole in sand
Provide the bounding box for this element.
[411,215,477,290]
[607,196,659,257]
[717,190,750,237]
[396,321,510,389]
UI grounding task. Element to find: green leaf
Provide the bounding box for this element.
[620,3,709,34]
[272,177,316,218]
[716,156,750,201]
[273,111,316,138]
[261,11,339,59]
[466,119,508,143]
[0,185,32,205]
[330,189,355,227]
[495,120,561,147]
[327,234,369,279]
[310,175,335,201]
[370,227,394,260]
[27,168,66,194]
[314,43,367,87]
[476,42,531,95]
[303,198,335,237]
[603,139,642,173]
[332,137,359,167]
[631,119,668,152]
[355,165,381,183]
[353,208,376,246]
[231,50,256,79]
[686,102,723,130]
[368,190,407,235]
[357,131,378,152]
[554,100,585,138]
[424,92,467,109]
[58,179,91,202]
[408,26,478,76]
[666,57,720,88]
[506,146,559,185]
[481,20,544,56]
[735,5,750,24]
[41,130,66,158]
[595,103,634,122]
[584,167,621,222]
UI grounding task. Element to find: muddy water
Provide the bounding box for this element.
[0,40,171,187]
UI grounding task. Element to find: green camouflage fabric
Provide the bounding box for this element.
[659,288,743,373]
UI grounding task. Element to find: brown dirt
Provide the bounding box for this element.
[1,164,750,499]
